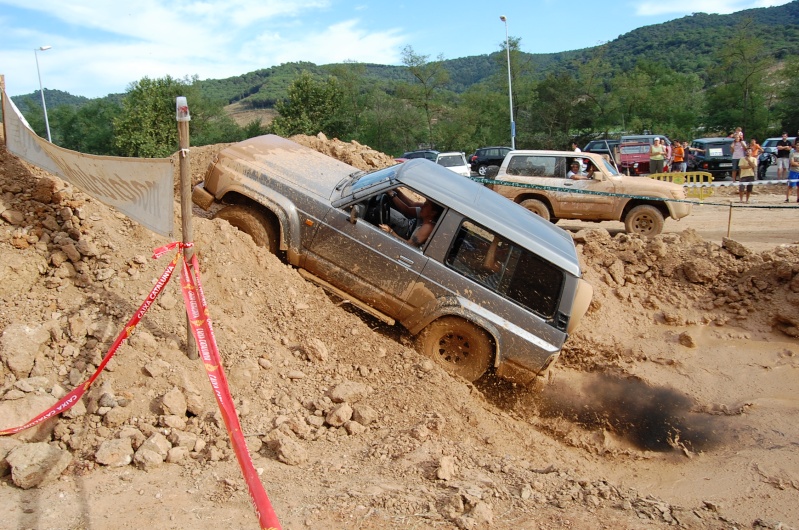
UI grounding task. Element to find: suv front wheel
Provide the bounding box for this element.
[417,317,493,382]
[624,205,664,236]
[214,204,280,254]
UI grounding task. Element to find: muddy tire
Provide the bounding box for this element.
[624,205,664,236]
[214,205,279,254]
[417,317,493,382]
[519,199,551,222]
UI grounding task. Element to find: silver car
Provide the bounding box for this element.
[193,135,592,384]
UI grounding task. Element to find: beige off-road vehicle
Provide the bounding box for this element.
[488,150,691,236]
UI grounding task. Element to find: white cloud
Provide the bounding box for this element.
[634,0,793,17]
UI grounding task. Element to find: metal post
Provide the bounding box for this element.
[177,97,197,360]
[34,46,52,143]
[500,16,515,150]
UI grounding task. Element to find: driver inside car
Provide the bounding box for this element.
[379,189,443,248]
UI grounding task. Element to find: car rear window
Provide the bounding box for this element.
[445,221,564,320]
[437,155,465,167]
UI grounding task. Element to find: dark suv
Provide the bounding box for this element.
[687,138,733,180]
[583,139,620,157]
[469,146,512,176]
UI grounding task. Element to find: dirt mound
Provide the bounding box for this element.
[1,137,798,530]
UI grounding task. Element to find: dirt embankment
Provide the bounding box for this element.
[1,134,798,530]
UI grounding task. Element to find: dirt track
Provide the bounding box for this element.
[1,138,798,530]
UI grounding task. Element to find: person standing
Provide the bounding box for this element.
[787,138,799,202]
[776,132,792,182]
[649,137,666,174]
[730,135,747,182]
[671,140,686,172]
[749,138,763,157]
[737,147,757,203]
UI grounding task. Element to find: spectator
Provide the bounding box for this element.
[730,135,748,182]
[787,138,799,203]
[567,161,589,180]
[649,137,667,174]
[671,140,686,172]
[749,138,763,158]
[776,132,792,182]
[737,147,757,203]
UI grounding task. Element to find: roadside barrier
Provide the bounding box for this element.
[648,172,715,200]
[1,242,282,530]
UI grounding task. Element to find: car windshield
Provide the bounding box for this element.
[598,157,620,175]
[341,165,398,198]
[763,140,778,148]
[437,155,465,167]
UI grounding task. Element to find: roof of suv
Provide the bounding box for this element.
[396,159,581,276]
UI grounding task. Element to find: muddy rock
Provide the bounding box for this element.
[6,442,72,489]
[1,322,50,378]
[161,386,187,416]
[95,438,134,467]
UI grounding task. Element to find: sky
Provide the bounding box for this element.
[0,0,794,99]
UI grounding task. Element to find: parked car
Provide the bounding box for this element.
[686,137,733,180]
[488,149,691,236]
[401,149,439,161]
[193,135,592,385]
[761,136,795,165]
[435,152,471,177]
[583,139,620,157]
[618,135,672,175]
[469,146,512,176]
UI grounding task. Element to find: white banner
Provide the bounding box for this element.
[2,90,174,237]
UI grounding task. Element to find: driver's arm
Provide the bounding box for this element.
[389,189,421,218]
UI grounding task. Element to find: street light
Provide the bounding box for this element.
[34,45,52,143]
[499,16,515,149]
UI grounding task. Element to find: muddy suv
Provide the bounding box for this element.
[489,150,691,236]
[193,135,592,385]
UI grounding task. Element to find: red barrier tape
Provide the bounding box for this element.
[0,243,282,530]
[179,252,282,530]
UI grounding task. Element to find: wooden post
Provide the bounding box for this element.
[1,75,6,146]
[177,97,197,360]
[727,201,733,239]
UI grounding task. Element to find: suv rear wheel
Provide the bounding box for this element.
[519,199,551,222]
[624,205,664,236]
[417,317,493,382]
[214,205,280,254]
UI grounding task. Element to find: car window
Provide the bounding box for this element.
[506,155,566,178]
[445,220,564,320]
[437,155,465,167]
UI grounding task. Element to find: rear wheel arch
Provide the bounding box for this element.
[516,195,554,221]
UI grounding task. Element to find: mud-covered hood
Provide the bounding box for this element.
[215,135,359,199]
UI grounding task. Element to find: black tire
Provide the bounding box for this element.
[484,165,500,179]
[624,205,664,237]
[214,205,279,254]
[417,317,493,382]
[519,198,551,222]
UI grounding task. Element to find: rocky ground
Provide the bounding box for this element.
[1,133,798,530]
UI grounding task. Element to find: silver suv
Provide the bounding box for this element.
[193,135,592,384]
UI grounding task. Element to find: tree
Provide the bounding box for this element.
[398,46,451,147]
[704,19,774,138]
[268,71,345,138]
[114,75,241,158]
[53,99,122,155]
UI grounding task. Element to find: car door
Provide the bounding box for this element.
[500,154,616,219]
[303,193,432,320]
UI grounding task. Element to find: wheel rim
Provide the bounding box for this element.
[478,166,487,176]
[436,331,476,367]
[632,214,655,235]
